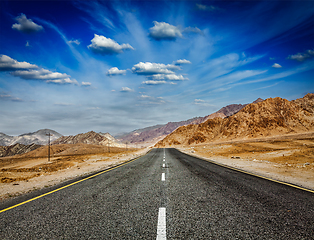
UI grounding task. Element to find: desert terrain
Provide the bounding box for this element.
[1,94,313,201]
[176,132,314,190]
[1,132,313,202]
[0,143,150,200]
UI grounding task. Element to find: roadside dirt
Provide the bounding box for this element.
[177,132,314,191]
[0,146,151,200]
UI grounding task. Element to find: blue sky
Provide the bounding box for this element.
[0,0,313,136]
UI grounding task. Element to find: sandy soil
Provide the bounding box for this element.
[0,147,151,200]
[177,133,314,191]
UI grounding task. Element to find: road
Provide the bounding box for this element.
[0,148,313,239]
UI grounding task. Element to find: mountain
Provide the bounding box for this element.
[117,98,264,144]
[0,129,62,146]
[115,124,165,139]
[116,117,202,145]
[191,98,264,124]
[156,94,314,147]
[52,131,124,148]
[0,143,42,157]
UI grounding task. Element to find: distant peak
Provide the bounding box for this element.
[253,98,264,104]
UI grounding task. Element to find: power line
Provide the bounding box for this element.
[46,133,53,162]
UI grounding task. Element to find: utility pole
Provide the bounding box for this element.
[46,133,53,161]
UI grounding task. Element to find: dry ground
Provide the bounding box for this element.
[176,132,314,191]
[1,132,313,201]
[0,144,151,200]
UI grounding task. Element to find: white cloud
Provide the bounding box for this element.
[0,54,38,71]
[0,92,23,102]
[46,78,78,84]
[148,21,183,41]
[183,27,203,35]
[82,82,91,86]
[138,95,166,104]
[193,99,214,106]
[142,80,177,85]
[107,67,127,76]
[173,59,192,65]
[120,87,133,92]
[68,39,80,45]
[11,69,70,80]
[287,49,314,62]
[195,4,222,12]
[272,63,282,68]
[132,62,180,75]
[142,80,167,85]
[12,13,43,33]
[194,99,205,103]
[0,55,77,84]
[88,34,134,55]
[149,74,188,81]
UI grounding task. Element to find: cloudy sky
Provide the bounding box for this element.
[1,0,313,136]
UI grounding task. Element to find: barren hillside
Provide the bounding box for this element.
[156,94,314,147]
[0,143,42,157]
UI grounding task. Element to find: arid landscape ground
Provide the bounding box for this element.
[1,94,313,201]
[1,131,313,201]
[0,144,150,200]
[176,132,314,190]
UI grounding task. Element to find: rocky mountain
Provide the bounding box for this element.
[0,143,42,157]
[192,98,264,124]
[0,129,62,146]
[52,131,124,148]
[117,98,264,144]
[117,117,202,145]
[156,94,314,147]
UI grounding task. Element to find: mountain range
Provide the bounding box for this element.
[156,93,314,147]
[0,129,62,146]
[1,94,312,156]
[117,98,264,144]
[52,131,124,148]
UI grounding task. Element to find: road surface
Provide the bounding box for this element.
[0,148,313,239]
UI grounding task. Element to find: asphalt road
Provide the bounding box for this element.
[0,148,313,239]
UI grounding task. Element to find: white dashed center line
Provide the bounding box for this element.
[156,207,166,240]
[163,163,165,168]
[161,173,165,181]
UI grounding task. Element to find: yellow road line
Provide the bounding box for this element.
[0,156,142,214]
[179,150,314,194]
